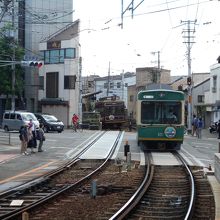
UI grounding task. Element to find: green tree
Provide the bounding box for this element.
[0,24,25,109]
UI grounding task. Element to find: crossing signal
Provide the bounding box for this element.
[187,76,192,85]
[29,61,43,68]
[21,61,43,68]
[178,85,183,91]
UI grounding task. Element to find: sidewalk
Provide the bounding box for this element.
[185,128,219,139]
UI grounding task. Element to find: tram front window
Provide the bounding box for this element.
[141,101,181,124]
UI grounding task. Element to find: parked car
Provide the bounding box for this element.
[209,121,218,133]
[2,111,39,131]
[34,113,64,133]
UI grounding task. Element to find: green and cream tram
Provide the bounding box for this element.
[136,89,185,150]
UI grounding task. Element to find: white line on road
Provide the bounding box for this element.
[181,147,206,167]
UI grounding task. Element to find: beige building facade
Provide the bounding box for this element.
[127,67,171,119]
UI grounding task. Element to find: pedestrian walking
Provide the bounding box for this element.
[72,113,79,132]
[192,115,198,137]
[37,123,45,152]
[217,120,220,139]
[129,119,132,132]
[19,125,29,155]
[196,117,204,139]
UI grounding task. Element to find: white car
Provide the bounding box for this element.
[2,111,39,131]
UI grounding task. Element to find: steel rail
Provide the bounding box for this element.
[1,131,122,220]
[110,151,196,220]
[109,152,154,220]
[0,131,106,198]
[175,152,196,220]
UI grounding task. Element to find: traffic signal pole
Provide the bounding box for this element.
[182,20,197,133]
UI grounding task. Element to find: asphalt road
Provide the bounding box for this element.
[182,129,220,168]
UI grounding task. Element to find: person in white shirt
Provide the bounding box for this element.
[28,119,37,153]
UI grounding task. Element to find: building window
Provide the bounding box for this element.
[50,49,60,63]
[60,49,64,63]
[45,51,50,63]
[130,95,134,102]
[198,95,204,103]
[124,83,128,87]
[110,82,114,89]
[39,76,44,90]
[46,72,59,98]
[43,48,76,64]
[65,48,75,58]
[104,83,108,88]
[64,75,76,89]
[117,82,121,88]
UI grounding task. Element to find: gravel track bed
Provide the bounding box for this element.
[29,161,144,220]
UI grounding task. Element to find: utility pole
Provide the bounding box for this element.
[151,51,161,84]
[181,20,197,133]
[107,61,110,97]
[121,70,124,101]
[157,51,160,84]
[121,0,145,28]
[11,0,15,111]
[78,56,82,122]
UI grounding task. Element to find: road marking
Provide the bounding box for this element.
[0,154,20,164]
[191,142,214,147]
[181,147,205,167]
[0,161,56,184]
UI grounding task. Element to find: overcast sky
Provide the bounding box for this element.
[74,0,220,77]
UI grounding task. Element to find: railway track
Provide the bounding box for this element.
[0,131,122,220]
[109,151,215,220]
[0,139,215,219]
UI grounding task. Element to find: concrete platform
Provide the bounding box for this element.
[79,131,123,159]
[208,175,220,220]
[151,152,181,166]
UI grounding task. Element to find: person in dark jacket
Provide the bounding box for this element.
[192,115,198,137]
[19,125,29,155]
[196,117,204,139]
[37,123,45,152]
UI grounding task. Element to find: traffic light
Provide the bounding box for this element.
[178,85,183,91]
[187,76,192,85]
[29,61,43,68]
[21,61,43,68]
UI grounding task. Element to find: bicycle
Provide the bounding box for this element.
[71,122,83,132]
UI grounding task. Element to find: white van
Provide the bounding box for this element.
[2,111,39,131]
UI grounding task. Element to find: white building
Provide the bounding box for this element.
[205,62,220,122]
[94,72,136,107]
[38,20,80,127]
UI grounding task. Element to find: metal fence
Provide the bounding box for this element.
[0,130,12,145]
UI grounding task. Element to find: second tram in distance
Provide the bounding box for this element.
[95,96,127,129]
[136,89,185,150]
